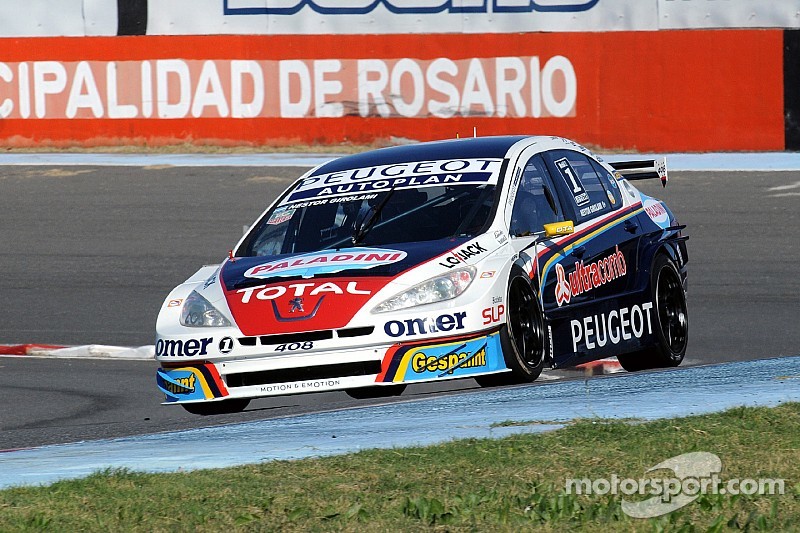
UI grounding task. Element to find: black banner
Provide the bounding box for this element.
[785,30,800,150]
[117,0,148,36]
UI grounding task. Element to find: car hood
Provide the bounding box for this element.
[220,238,477,336]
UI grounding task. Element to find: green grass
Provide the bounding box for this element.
[1,403,799,532]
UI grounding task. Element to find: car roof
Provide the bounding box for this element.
[309,135,531,175]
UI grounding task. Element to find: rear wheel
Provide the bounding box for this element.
[345,384,406,399]
[476,274,547,387]
[181,398,250,415]
[617,254,688,372]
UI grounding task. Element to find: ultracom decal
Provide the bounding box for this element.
[555,245,627,306]
[570,302,654,352]
[244,248,406,279]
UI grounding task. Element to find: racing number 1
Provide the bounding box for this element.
[562,164,581,193]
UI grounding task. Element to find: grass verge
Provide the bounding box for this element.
[1,403,799,532]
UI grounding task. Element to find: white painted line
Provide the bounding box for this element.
[2,151,800,171]
[26,344,154,360]
[767,181,800,191]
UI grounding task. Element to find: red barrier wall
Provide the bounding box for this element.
[0,30,784,151]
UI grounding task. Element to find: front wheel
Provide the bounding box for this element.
[476,274,547,387]
[617,254,688,372]
[181,398,250,415]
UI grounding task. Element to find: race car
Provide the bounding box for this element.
[156,136,688,414]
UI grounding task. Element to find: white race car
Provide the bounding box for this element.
[156,136,688,414]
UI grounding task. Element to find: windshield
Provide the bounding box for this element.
[239,183,497,257]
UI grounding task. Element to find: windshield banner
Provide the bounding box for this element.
[283,158,503,204]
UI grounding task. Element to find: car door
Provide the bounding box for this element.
[540,149,643,363]
[505,149,566,294]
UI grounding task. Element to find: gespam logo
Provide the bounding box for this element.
[156,367,221,402]
[245,248,406,279]
[412,345,488,375]
[381,332,507,382]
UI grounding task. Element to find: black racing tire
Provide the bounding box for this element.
[345,384,406,399]
[181,398,250,415]
[617,254,688,372]
[476,273,547,387]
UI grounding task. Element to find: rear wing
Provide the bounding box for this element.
[609,157,668,188]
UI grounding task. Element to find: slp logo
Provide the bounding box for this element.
[482,305,505,325]
[245,248,406,279]
[555,245,627,306]
[384,312,467,337]
[439,241,488,268]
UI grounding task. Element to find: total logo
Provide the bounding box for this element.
[439,241,488,269]
[245,248,406,279]
[237,281,371,304]
[384,312,467,337]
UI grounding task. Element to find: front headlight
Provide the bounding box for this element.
[180,291,231,327]
[372,266,476,313]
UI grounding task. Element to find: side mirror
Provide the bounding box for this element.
[544,220,574,238]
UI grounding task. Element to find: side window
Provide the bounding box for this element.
[510,155,563,237]
[548,150,613,223]
[591,159,623,210]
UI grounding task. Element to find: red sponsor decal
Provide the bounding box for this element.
[482,305,505,325]
[644,200,668,222]
[225,278,392,335]
[555,245,627,307]
[245,249,406,279]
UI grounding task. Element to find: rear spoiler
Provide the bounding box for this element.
[609,157,668,188]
